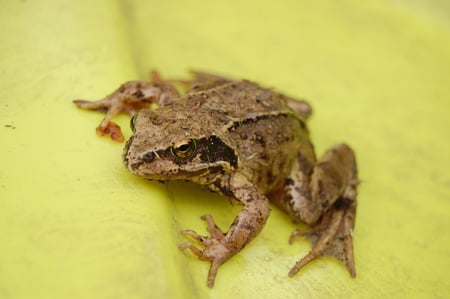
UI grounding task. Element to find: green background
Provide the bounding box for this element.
[1,1,449,298]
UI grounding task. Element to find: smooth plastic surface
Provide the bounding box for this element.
[1,1,449,298]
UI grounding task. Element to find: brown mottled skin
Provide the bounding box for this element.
[74,71,359,288]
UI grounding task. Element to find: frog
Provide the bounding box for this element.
[73,71,359,288]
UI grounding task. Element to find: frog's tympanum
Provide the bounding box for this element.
[74,71,359,287]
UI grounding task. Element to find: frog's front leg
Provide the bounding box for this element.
[276,143,358,278]
[179,172,270,288]
[73,81,179,141]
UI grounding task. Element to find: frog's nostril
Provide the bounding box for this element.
[142,151,157,163]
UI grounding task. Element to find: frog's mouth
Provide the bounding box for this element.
[126,154,224,182]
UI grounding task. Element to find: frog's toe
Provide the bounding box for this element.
[289,198,356,278]
[74,99,104,112]
[93,121,124,142]
[179,214,232,288]
[179,214,225,247]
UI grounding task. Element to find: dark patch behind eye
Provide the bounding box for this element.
[198,136,238,168]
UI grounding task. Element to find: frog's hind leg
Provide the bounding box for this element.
[279,143,358,278]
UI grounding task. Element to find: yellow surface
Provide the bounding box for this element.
[1,1,449,298]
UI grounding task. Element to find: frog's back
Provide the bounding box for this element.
[192,80,295,118]
[184,79,314,193]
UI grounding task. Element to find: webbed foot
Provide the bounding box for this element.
[289,198,356,278]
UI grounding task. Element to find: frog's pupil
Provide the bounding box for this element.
[178,143,190,152]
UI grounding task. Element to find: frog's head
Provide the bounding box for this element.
[123,108,238,183]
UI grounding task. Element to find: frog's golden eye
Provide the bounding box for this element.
[170,139,198,159]
[130,114,137,132]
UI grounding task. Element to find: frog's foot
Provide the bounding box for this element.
[74,81,179,141]
[179,214,233,288]
[288,198,356,278]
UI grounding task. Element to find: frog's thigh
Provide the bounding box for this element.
[284,143,357,225]
[286,144,358,277]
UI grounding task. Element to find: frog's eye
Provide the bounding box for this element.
[130,114,137,132]
[170,139,198,159]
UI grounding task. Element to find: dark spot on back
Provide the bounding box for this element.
[239,132,248,140]
[255,133,265,146]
